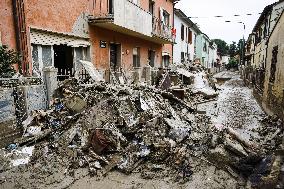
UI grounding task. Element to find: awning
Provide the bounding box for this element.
[30,29,90,47]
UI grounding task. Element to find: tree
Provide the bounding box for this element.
[226,57,239,70]
[237,39,246,65]
[212,39,229,56]
[228,41,238,57]
[0,45,18,78]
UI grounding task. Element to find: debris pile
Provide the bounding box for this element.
[1,67,283,188]
[1,75,215,181]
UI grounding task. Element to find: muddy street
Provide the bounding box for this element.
[199,71,266,142]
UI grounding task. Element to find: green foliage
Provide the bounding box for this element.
[228,41,238,57]
[237,39,246,54]
[0,45,18,78]
[226,57,239,69]
[212,39,229,56]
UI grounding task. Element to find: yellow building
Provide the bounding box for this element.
[263,10,284,119]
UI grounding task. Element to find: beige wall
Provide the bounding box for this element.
[263,13,284,119]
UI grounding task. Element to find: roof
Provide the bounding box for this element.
[174,9,202,34]
[267,9,284,43]
[252,0,284,32]
[202,33,210,40]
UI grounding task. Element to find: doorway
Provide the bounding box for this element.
[148,50,155,67]
[110,43,121,71]
[109,0,114,14]
[53,45,73,81]
[163,55,170,67]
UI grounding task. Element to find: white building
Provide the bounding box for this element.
[208,42,218,69]
[173,9,201,65]
[221,56,230,65]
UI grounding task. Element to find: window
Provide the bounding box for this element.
[269,46,278,83]
[133,47,140,67]
[148,50,155,67]
[181,52,185,63]
[264,19,269,38]
[181,24,184,41]
[203,42,207,52]
[185,27,188,43]
[108,0,114,14]
[149,0,154,15]
[188,29,193,44]
[163,55,170,67]
[31,45,40,76]
[163,10,170,26]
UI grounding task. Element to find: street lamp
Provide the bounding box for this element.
[224,21,246,66]
[238,22,246,66]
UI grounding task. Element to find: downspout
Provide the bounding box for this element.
[172,1,175,65]
[12,0,21,58]
[12,0,29,76]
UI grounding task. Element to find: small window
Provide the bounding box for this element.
[163,10,170,26]
[181,24,184,41]
[31,45,40,76]
[269,46,278,83]
[181,52,185,63]
[133,47,140,67]
[149,0,154,15]
[108,0,114,14]
[203,43,207,52]
[163,55,170,67]
[185,28,188,43]
[188,29,193,44]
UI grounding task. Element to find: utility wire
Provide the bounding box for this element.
[186,13,262,19]
[184,6,284,19]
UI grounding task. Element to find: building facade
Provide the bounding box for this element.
[262,10,284,119]
[208,42,218,69]
[244,0,284,93]
[173,9,201,65]
[196,33,211,68]
[0,0,176,82]
[243,0,284,119]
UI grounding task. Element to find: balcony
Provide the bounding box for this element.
[152,16,173,44]
[88,0,173,44]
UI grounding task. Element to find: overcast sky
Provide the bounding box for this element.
[175,0,279,43]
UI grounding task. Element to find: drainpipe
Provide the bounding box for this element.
[12,0,29,76]
[12,0,21,54]
[172,2,175,65]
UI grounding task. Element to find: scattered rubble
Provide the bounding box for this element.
[0,67,283,188]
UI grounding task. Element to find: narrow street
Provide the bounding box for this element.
[199,71,265,142]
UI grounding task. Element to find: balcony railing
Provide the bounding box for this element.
[89,0,152,37]
[152,16,173,42]
[89,1,173,43]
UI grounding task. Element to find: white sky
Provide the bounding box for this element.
[175,0,279,43]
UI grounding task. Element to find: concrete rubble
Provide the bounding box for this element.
[0,65,284,188]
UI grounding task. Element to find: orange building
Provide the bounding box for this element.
[0,0,176,82]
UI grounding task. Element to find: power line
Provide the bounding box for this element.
[187,13,262,19]
[186,6,284,19]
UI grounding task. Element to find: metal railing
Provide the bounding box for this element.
[152,16,173,41]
